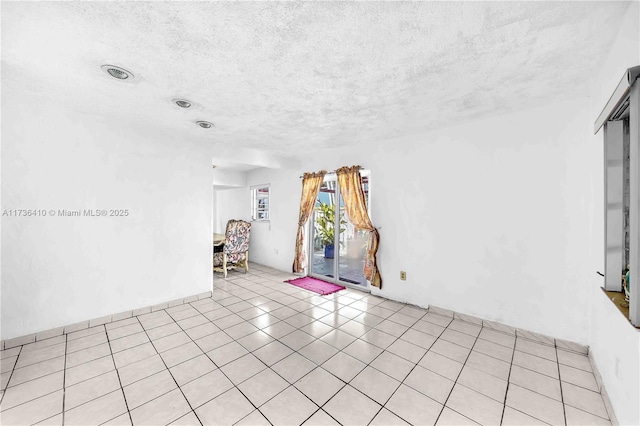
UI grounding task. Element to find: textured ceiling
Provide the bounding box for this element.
[1,1,630,164]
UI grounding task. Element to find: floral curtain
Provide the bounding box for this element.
[336,165,382,288]
[292,171,326,273]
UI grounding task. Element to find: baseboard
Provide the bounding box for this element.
[1,291,213,350]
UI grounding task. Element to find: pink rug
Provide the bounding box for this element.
[285,276,345,295]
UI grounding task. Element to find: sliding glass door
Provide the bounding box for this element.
[308,173,370,289]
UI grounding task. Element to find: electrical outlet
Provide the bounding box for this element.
[400,271,406,280]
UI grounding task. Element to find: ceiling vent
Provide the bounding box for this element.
[101,65,134,80]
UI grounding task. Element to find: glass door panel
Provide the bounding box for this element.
[310,180,336,279]
[337,175,369,287]
[309,174,371,290]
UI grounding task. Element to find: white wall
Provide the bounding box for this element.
[1,95,214,339]
[241,98,596,344]
[245,169,301,273]
[587,2,640,424]
[214,188,250,234]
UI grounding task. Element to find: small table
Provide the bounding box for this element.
[213,233,225,253]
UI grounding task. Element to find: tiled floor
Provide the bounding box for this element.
[0,264,612,425]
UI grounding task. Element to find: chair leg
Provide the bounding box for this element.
[244,251,249,274]
[223,253,228,278]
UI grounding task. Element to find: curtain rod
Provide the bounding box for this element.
[299,167,364,179]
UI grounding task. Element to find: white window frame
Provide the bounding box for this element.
[598,66,640,327]
[251,184,270,222]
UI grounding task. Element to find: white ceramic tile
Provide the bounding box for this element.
[7,356,65,387]
[66,344,113,372]
[412,319,447,337]
[557,349,593,372]
[298,339,339,365]
[465,350,511,380]
[512,350,559,379]
[64,389,128,426]
[369,408,410,425]
[471,338,514,362]
[64,370,121,409]
[66,325,104,342]
[509,364,562,401]
[294,367,344,406]
[430,338,471,364]
[252,340,293,366]
[418,351,464,381]
[169,354,216,386]
[160,341,202,367]
[505,384,565,425]
[386,338,428,363]
[16,342,66,368]
[479,328,516,348]
[386,384,443,426]
[0,389,62,425]
[515,338,557,361]
[440,328,476,349]
[323,385,381,426]
[123,369,177,409]
[130,388,191,425]
[436,407,479,425]
[501,406,548,425]
[117,354,166,387]
[238,368,289,406]
[146,322,182,340]
[21,336,66,354]
[565,405,612,425]
[404,365,455,404]
[64,355,115,386]
[361,329,397,349]
[375,320,409,337]
[457,364,507,403]
[107,323,144,341]
[299,320,334,339]
[110,334,149,357]
[446,384,504,426]
[168,411,201,426]
[194,330,233,353]
[1,356,18,374]
[260,386,319,426]
[273,352,316,384]
[279,330,316,351]
[303,409,341,425]
[220,353,267,384]
[105,317,138,331]
[34,412,64,426]
[236,410,272,426]
[322,351,366,383]
[369,351,415,381]
[1,370,63,409]
[400,328,437,350]
[181,368,234,408]
[343,339,384,364]
[562,381,609,420]
[153,332,191,353]
[338,320,372,338]
[112,342,156,369]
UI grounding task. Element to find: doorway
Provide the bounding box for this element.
[308,173,370,290]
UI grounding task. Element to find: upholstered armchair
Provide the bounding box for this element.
[213,219,251,278]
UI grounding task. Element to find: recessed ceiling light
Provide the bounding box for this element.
[196,121,214,129]
[101,65,134,80]
[173,99,192,108]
